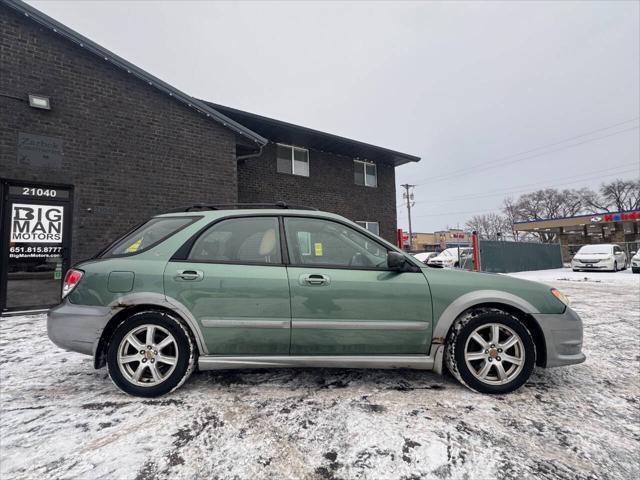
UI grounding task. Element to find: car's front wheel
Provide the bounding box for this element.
[446,310,536,394]
[107,311,196,397]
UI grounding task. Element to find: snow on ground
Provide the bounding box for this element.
[509,267,640,286]
[1,269,639,480]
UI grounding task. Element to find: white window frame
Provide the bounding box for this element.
[354,159,377,187]
[356,221,380,236]
[277,143,309,177]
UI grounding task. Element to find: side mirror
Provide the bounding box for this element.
[387,251,408,271]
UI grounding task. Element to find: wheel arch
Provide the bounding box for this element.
[455,302,547,367]
[94,303,203,369]
[431,290,547,368]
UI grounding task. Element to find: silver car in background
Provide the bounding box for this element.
[412,251,438,264]
[631,250,640,273]
[571,244,627,272]
[427,247,474,269]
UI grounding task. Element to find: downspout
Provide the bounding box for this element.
[236,142,265,161]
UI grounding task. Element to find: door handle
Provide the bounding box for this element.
[300,274,330,286]
[176,270,203,281]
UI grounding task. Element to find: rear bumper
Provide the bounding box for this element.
[533,306,586,368]
[47,299,113,356]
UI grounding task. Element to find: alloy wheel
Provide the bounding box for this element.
[117,324,178,387]
[463,323,525,385]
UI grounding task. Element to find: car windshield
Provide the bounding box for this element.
[102,217,198,257]
[440,249,455,257]
[577,245,612,255]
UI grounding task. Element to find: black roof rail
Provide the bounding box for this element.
[165,202,318,213]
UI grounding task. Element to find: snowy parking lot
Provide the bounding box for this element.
[1,269,639,480]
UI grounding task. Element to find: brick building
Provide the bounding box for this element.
[207,103,412,242]
[0,0,419,312]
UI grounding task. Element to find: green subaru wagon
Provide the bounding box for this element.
[47,204,585,397]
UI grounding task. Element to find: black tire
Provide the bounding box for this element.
[613,261,618,272]
[107,311,196,397]
[632,267,640,274]
[445,309,536,394]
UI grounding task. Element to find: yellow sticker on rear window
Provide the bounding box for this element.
[125,238,143,253]
[314,242,323,256]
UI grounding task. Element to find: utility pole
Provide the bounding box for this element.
[401,184,415,251]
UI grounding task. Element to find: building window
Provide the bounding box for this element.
[277,144,309,177]
[356,221,380,236]
[354,160,377,187]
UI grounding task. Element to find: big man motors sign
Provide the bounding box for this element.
[10,204,64,243]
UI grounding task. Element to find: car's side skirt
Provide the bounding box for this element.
[198,355,435,371]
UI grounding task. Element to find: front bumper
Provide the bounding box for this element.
[47,299,113,356]
[533,306,586,368]
[571,260,614,270]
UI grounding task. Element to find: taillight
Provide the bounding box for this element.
[62,269,84,298]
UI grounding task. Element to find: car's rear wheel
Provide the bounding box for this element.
[446,310,535,394]
[107,311,196,397]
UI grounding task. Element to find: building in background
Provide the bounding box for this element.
[204,103,418,242]
[0,0,419,313]
[513,210,640,261]
[412,229,471,252]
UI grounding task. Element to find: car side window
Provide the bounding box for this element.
[189,217,281,264]
[284,217,388,268]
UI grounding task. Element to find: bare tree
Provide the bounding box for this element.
[579,178,639,212]
[465,177,638,244]
[503,197,521,241]
[578,187,608,213]
[506,188,584,242]
[600,178,640,211]
[465,213,511,240]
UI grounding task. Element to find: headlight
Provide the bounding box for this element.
[551,288,570,306]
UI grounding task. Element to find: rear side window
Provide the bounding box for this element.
[189,217,282,264]
[103,217,198,257]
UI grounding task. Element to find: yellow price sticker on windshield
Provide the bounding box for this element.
[126,238,143,253]
[314,242,323,256]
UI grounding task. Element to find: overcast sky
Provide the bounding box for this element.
[29,0,640,232]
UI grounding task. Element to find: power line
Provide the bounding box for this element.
[413,120,640,185]
[418,126,639,184]
[408,168,639,219]
[415,117,639,183]
[403,163,638,207]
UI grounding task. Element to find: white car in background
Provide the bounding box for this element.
[412,251,438,264]
[427,247,473,268]
[571,244,627,272]
[631,251,639,274]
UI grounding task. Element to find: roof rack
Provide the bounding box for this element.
[166,202,318,213]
